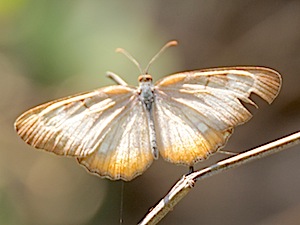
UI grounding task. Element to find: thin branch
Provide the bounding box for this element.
[138,131,300,225]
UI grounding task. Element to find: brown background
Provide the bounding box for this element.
[1,1,300,224]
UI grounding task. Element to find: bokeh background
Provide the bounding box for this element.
[1,1,300,224]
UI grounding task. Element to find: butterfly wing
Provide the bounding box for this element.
[15,85,154,181]
[153,67,281,165]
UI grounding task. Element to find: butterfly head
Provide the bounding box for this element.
[138,74,153,83]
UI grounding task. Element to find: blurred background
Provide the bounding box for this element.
[1,0,300,224]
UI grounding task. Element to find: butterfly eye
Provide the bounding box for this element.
[138,74,153,82]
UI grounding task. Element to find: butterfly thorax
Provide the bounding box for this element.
[138,74,154,110]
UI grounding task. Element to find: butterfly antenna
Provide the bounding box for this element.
[144,40,178,74]
[116,48,143,75]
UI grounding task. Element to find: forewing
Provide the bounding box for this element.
[15,86,132,156]
[154,67,281,165]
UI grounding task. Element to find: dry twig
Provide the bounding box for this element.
[138,131,300,225]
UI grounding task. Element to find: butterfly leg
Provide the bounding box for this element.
[106,71,128,86]
[218,150,238,156]
[188,166,194,174]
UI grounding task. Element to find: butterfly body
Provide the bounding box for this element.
[138,74,158,159]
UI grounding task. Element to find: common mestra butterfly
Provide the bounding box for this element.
[14,41,281,181]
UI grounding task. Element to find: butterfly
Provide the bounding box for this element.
[14,41,282,181]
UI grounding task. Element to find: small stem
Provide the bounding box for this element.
[138,131,300,225]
